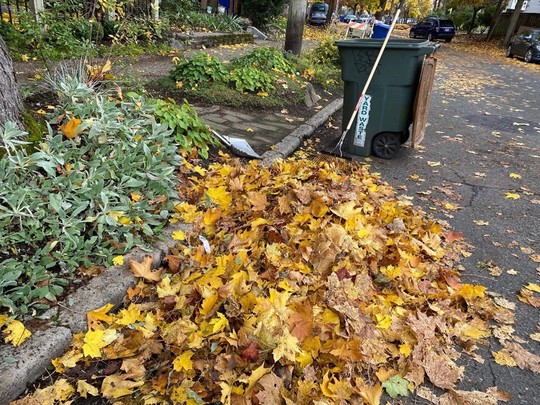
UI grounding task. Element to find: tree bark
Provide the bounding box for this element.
[486,0,506,41]
[503,0,525,47]
[0,34,23,130]
[468,8,479,34]
[284,0,307,56]
[326,0,336,25]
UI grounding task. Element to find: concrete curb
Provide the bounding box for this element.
[0,223,190,403]
[0,98,343,403]
[260,98,343,165]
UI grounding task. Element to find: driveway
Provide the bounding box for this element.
[315,41,540,402]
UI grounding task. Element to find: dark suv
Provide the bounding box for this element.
[409,18,455,42]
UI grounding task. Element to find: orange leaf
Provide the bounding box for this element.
[60,118,82,139]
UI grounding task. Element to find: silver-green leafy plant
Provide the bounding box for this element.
[0,78,190,317]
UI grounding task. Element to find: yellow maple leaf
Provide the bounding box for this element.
[492,350,517,367]
[296,349,313,368]
[273,328,300,362]
[200,293,219,316]
[115,303,143,326]
[375,313,392,329]
[173,350,194,372]
[60,118,82,139]
[330,201,359,220]
[203,208,222,226]
[206,186,232,209]
[380,265,402,280]
[175,202,200,223]
[241,364,272,395]
[209,312,229,334]
[505,192,520,200]
[129,256,162,282]
[31,378,75,404]
[461,324,491,340]
[101,374,144,399]
[459,284,486,299]
[137,312,159,339]
[509,173,522,179]
[82,329,117,358]
[172,230,186,240]
[52,348,83,373]
[399,343,412,357]
[87,303,114,329]
[525,283,540,293]
[0,313,9,328]
[112,255,124,266]
[77,380,99,398]
[3,319,31,346]
[156,276,180,298]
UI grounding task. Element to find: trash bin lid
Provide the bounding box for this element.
[335,38,432,50]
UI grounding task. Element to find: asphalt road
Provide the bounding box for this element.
[315,43,540,403]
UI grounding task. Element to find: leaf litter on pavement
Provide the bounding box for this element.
[16,153,538,404]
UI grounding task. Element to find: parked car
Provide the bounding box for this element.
[409,17,455,42]
[307,2,329,25]
[506,29,540,63]
[357,14,370,24]
[343,13,357,23]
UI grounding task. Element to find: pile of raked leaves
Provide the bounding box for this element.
[19,154,523,404]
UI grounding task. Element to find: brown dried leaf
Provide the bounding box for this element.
[423,352,463,389]
[128,256,161,282]
[439,387,510,405]
[502,342,540,373]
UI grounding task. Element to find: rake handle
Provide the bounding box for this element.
[342,6,405,136]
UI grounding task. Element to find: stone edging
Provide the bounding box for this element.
[0,223,190,403]
[0,98,344,403]
[260,98,344,165]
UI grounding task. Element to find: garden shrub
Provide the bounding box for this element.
[229,66,274,93]
[231,46,296,75]
[2,8,170,60]
[305,37,341,67]
[0,63,211,317]
[170,53,230,88]
[167,10,247,32]
[151,98,219,158]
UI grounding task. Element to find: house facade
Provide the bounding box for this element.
[506,0,540,14]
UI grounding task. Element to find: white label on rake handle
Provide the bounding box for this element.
[354,95,372,147]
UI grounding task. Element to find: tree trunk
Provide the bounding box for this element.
[468,8,479,34]
[284,0,307,56]
[0,34,23,130]
[486,0,506,41]
[504,0,525,47]
[326,0,336,25]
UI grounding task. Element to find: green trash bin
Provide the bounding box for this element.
[335,38,438,158]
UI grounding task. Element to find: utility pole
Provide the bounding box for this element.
[285,0,307,56]
[503,0,525,47]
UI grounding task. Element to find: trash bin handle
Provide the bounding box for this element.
[425,42,441,55]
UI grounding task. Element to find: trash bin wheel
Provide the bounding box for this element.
[372,132,401,159]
